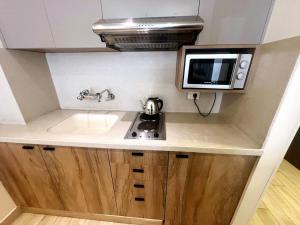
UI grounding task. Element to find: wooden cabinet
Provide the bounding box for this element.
[43,0,105,48]
[0,143,257,224]
[0,0,55,48]
[0,143,63,209]
[108,150,168,219]
[40,146,117,214]
[165,152,257,225]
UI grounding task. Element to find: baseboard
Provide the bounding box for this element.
[0,207,22,225]
[22,207,163,225]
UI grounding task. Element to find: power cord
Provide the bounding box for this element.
[193,92,217,117]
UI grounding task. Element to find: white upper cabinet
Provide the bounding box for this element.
[44,0,105,48]
[197,0,273,44]
[0,0,273,48]
[0,0,55,48]
[101,0,199,18]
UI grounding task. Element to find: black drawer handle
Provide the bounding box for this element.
[134,184,145,188]
[131,152,144,157]
[43,146,55,151]
[176,154,189,159]
[135,197,145,202]
[22,145,34,150]
[132,168,144,173]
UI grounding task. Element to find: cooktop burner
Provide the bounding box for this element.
[125,112,166,140]
[139,113,160,121]
[137,121,159,132]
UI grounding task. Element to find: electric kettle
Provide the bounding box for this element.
[142,97,163,115]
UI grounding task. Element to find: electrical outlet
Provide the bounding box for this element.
[187,92,200,100]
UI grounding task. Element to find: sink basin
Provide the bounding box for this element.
[48,112,120,136]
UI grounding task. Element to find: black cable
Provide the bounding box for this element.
[193,92,217,117]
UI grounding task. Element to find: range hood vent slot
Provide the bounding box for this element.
[92,16,204,51]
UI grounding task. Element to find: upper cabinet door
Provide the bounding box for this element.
[0,0,55,48]
[44,0,105,48]
[197,0,273,44]
[101,0,199,19]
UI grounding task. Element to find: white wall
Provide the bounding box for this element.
[0,38,18,223]
[263,0,300,43]
[46,52,222,113]
[0,39,25,124]
[0,65,25,124]
[0,50,60,123]
[0,182,16,222]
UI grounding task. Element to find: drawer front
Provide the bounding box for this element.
[110,163,167,181]
[109,150,168,166]
[114,178,166,219]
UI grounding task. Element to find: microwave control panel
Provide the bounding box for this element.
[233,54,253,89]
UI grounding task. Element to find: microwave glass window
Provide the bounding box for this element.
[187,58,236,85]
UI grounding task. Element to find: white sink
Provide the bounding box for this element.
[48,112,120,136]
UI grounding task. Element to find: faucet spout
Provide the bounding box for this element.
[77,89,115,102]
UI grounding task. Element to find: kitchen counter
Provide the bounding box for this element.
[0,110,263,156]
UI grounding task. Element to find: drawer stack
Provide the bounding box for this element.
[108,149,168,219]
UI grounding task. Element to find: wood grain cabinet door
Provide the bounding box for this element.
[114,178,166,219]
[0,143,63,209]
[40,146,117,214]
[165,152,257,225]
[108,150,168,219]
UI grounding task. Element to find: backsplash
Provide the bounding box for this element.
[46,52,222,113]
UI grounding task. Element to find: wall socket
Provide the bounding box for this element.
[187,92,200,100]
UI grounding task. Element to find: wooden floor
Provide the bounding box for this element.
[251,160,300,225]
[11,213,134,225]
[10,160,300,225]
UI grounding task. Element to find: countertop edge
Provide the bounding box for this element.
[0,137,263,156]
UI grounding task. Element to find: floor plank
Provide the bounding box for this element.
[11,213,136,225]
[37,215,58,225]
[251,160,300,225]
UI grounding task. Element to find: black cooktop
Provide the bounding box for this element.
[125,112,166,140]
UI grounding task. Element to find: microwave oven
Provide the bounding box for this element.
[182,52,253,89]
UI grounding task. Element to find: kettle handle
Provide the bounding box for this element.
[157,98,163,111]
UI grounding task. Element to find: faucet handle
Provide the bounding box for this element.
[81,89,89,95]
[106,93,115,101]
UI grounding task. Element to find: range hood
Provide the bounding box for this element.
[92,16,204,51]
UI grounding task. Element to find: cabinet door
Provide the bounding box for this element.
[165,152,257,225]
[197,0,273,44]
[44,0,105,48]
[40,146,117,214]
[0,0,54,48]
[109,150,168,219]
[114,178,166,219]
[101,0,199,19]
[0,143,63,209]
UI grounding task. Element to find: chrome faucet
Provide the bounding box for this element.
[77,89,115,102]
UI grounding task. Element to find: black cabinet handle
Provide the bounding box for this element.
[43,146,55,151]
[22,145,34,150]
[131,152,144,157]
[134,184,145,188]
[176,154,189,159]
[132,168,144,173]
[135,197,145,202]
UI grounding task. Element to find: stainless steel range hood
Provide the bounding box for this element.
[92,16,204,51]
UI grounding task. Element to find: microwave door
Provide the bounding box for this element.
[183,54,238,89]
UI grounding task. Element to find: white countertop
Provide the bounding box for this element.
[0,110,263,156]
